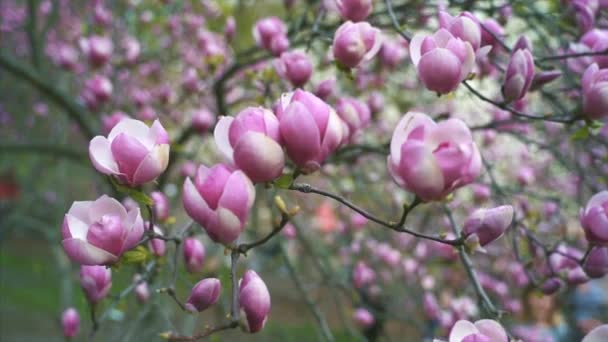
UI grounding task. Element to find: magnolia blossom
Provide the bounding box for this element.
[214,107,284,182]
[61,308,80,338]
[388,112,481,201]
[80,265,112,303]
[276,51,313,87]
[443,319,508,342]
[409,29,475,94]
[580,190,608,245]
[336,0,373,22]
[335,97,371,143]
[438,11,483,52]
[89,119,170,186]
[183,237,206,273]
[239,270,271,333]
[582,63,608,119]
[253,17,289,56]
[185,278,221,312]
[332,21,382,68]
[275,90,344,173]
[182,164,255,244]
[582,324,608,342]
[62,195,144,265]
[502,43,534,103]
[463,205,514,249]
[584,246,608,278]
[353,308,375,328]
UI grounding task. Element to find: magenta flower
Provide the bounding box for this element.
[332,21,382,68]
[253,17,289,56]
[463,205,514,248]
[275,89,344,173]
[388,112,481,201]
[353,308,375,328]
[409,29,476,94]
[502,43,534,103]
[62,195,144,265]
[447,319,508,342]
[89,119,170,186]
[582,63,608,119]
[182,164,255,244]
[185,278,221,312]
[336,0,373,22]
[276,51,313,87]
[183,237,206,273]
[148,225,166,257]
[581,191,608,245]
[584,246,608,278]
[438,11,483,52]
[335,97,371,143]
[79,265,112,303]
[239,270,271,333]
[61,308,80,338]
[214,107,284,182]
[80,35,113,66]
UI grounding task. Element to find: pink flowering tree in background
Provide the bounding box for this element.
[1,0,608,341]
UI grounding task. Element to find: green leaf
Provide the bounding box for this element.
[109,177,154,206]
[589,120,605,135]
[571,126,589,141]
[273,173,293,189]
[121,246,150,265]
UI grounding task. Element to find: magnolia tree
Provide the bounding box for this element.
[2,0,608,341]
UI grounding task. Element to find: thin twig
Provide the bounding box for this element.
[289,183,461,246]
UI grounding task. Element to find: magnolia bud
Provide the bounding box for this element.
[239,270,271,333]
[332,21,382,68]
[183,238,206,273]
[185,278,221,312]
[80,265,112,303]
[61,308,80,338]
[463,206,513,247]
[584,246,608,278]
[540,277,563,295]
[151,191,170,222]
[580,191,608,245]
[353,308,375,328]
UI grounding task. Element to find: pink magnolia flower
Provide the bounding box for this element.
[182,164,255,244]
[584,246,608,278]
[582,63,608,119]
[332,21,382,68]
[276,51,313,87]
[581,191,608,245]
[336,0,373,22]
[335,97,371,143]
[378,39,408,69]
[151,191,169,222]
[191,108,215,133]
[275,90,344,173]
[502,43,535,103]
[80,265,112,303]
[239,270,271,333]
[185,278,221,312]
[62,195,144,265]
[134,277,150,303]
[446,319,508,342]
[409,29,475,94]
[582,324,608,342]
[148,225,166,257]
[89,119,170,186]
[214,107,284,182]
[183,237,206,273]
[463,205,514,248]
[61,308,80,338]
[438,11,483,52]
[253,17,289,56]
[80,35,113,66]
[388,112,481,201]
[479,19,504,49]
[353,308,375,328]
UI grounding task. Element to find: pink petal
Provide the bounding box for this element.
[89,136,119,175]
